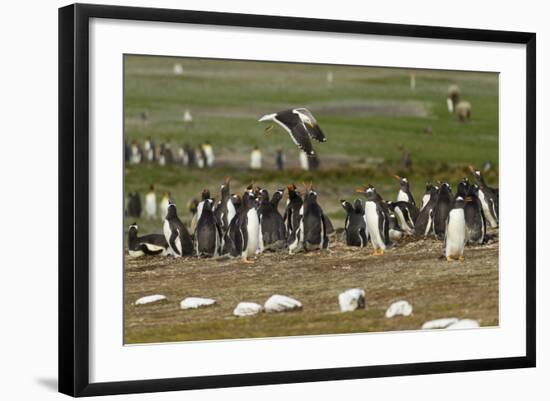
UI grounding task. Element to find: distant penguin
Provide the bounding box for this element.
[415,184,439,236]
[258,189,286,251]
[163,203,193,257]
[444,197,466,261]
[127,224,169,257]
[225,192,260,263]
[456,177,470,198]
[464,184,486,245]
[250,146,262,170]
[214,177,236,233]
[357,186,389,256]
[341,199,368,247]
[298,183,329,252]
[126,192,142,218]
[420,182,436,211]
[387,200,418,235]
[159,192,170,220]
[469,165,498,228]
[284,184,304,249]
[394,175,415,206]
[433,182,453,240]
[144,185,156,220]
[194,199,223,257]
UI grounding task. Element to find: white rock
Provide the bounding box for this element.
[135,294,167,306]
[338,288,366,312]
[447,319,480,329]
[264,295,302,313]
[385,300,413,318]
[233,302,263,317]
[180,297,216,310]
[421,318,459,329]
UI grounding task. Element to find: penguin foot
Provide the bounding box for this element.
[446,256,453,262]
[242,258,255,264]
[265,125,274,134]
[371,249,383,256]
[459,256,465,262]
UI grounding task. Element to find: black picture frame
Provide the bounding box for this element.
[58,3,536,397]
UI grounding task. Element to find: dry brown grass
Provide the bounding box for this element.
[124,232,498,344]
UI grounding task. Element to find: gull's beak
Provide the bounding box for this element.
[258,113,275,122]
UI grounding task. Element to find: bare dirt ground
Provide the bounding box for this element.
[124,232,499,344]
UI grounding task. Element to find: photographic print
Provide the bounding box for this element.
[123,55,499,344]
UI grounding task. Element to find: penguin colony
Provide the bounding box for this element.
[128,165,497,263]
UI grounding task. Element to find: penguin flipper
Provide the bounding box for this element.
[168,228,180,256]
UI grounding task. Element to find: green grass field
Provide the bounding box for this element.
[123,55,499,344]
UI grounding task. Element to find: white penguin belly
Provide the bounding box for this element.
[446,209,466,257]
[163,220,178,256]
[394,206,412,233]
[397,190,409,203]
[420,194,430,211]
[478,190,497,228]
[226,199,236,224]
[365,202,385,249]
[245,209,260,257]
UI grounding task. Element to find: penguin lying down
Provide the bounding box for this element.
[127,223,169,257]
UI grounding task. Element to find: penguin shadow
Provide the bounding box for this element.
[35,377,57,392]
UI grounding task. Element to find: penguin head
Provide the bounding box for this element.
[166,203,178,219]
[258,188,269,202]
[453,196,465,209]
[201,189,211,201]
[203,198,214,212]
[271,189,284,204]
[220,177,231,196]
[357,185,378,201]
[394,175,409,190]
[340,200,352,214]
[353,199,364,214]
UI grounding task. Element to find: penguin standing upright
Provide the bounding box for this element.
[214,177,235,233]
[414,184,439,236]
[191,189,211,234]
[284,184,303,250]
[144,185,157,219]
[469,165,498,228]
[225,192,260,263]
[163,203,194,257]
[159,191,170,220]
[127,224,169,257]
[433,182,453,240]
[456,177,470,198]
[444,197,467,261]
[257,189,286,251]
[464,184,486,244]
[394,175,415,206]
[357,186,389,256]
[299,183,329,252]
[126,192,142,218]
[341,199,368,247]
[194,199,223,257]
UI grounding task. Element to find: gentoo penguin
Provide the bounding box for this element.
[159,191,170,220]
[284,184,304,250]
[420,182,436,211]
[257,189,286,251]
[194,199,223,257]
[163,203,193,257]
[224,192,260,263]
[394,175,416,206]
[214,177,236,233]
[191,189,212,234]
[414,184,439,236]
[341,199,368,247]
[299,183,329,252]
[258,108,326,156]
[357,186,389,256]
[388,213,404,241]
[144,185,156,220]
[433,182,453,240]
[464,184,486,245]
[126,192,142,218]
[469,165,498,228]
[127,224,169,257]
[456,177,470,198]
[444,197,466,261]
[387,201,418,235]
